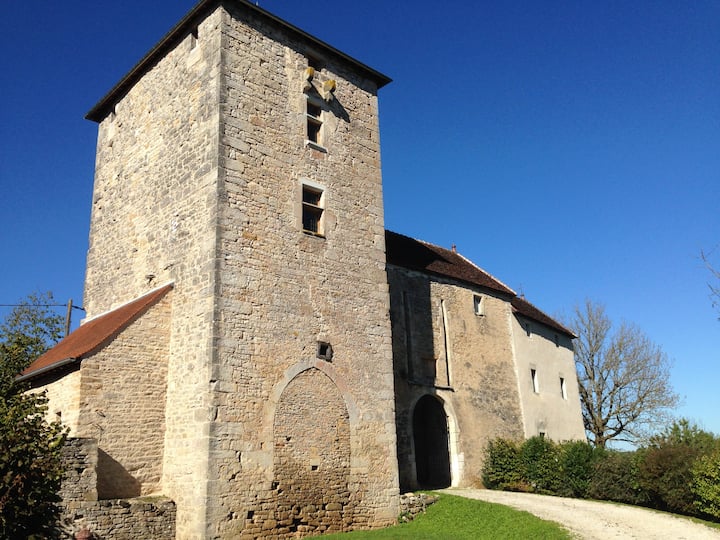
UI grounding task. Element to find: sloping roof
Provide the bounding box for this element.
[385,230,515,297]
[19,285,173,380]
[86,0,392,122]
[511,296,575,338]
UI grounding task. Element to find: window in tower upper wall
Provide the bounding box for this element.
[306,99,323,147]
[302,184,324,236]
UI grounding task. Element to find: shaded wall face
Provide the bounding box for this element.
[511,316,586,441]
[84,9,223,536]
[75,296,171,499]
[30,369,82,433]
[388,266,524,490]
[205,5,399,537]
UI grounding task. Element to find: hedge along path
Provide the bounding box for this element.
[442,489,720,540]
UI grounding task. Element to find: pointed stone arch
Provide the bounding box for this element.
[272,367,352,533]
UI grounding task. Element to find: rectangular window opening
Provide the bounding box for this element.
[306,100,322,144]
[531,368,539,393]
[473,294,484,316]
[302,185,324,236]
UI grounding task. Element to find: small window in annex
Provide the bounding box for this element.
[531,368,539,393]
[560,377,567,400]
[473,294,484,316]
[302,184,324,236]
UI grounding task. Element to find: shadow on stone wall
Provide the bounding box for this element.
[59,438,175,540]
[97,448,141,499]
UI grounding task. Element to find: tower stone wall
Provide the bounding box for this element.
[82,2,397,537]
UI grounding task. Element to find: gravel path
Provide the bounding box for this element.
[441,488,720,539]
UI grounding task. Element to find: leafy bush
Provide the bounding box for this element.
[482,439,526,491]
[521,436,561,494]
[587,450,648,506]
[692,450,720,521]
[556,441,600,498]
[638,443,701,515]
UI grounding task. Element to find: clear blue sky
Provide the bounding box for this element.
[1,1,718,436]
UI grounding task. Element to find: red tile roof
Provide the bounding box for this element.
[20,284,173,380]
[511,296,575,338]
[385,230,515,297]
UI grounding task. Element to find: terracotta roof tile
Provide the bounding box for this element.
[385,230,515,297]
[20,284,173,379]
[511,296,575,338]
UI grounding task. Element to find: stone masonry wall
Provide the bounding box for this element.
[84,9,223,537]
[75,292,171,499]
[388,266,524,490]
[59,438,176,540]
[205,5,399,537]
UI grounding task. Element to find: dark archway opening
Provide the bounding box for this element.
[412,395,451,489]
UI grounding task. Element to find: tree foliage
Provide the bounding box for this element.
[567,300,679,448]
[0,292,67,538]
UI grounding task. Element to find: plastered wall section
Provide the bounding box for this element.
[388,266,524,490]
[511,315,586,441]
[205,5,399,537]
[74,292,171,499]
[30,369,82,433]
[83,10,222,537]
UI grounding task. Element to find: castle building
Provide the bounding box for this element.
[21,1,585,538]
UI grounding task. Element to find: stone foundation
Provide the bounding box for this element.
[59,438,176,540]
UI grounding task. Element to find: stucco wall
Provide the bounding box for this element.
[30,368,82,433]
[388,266,524,490]
[511,314,586,441]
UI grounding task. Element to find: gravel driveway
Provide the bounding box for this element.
[441,488,720,539]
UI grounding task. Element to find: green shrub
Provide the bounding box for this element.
[521,436,561,494]
[556,441,599,498]
[692,449,720,521]
[482,439,526,491]
[588,450,647,506]
[637,444,700,515]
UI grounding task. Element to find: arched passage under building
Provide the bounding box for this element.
[412,394,451,489]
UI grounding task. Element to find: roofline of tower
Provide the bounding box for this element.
[86,0,392,123]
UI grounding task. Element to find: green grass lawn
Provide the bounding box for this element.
[323,493,572,539]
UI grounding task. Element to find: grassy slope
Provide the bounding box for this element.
[323,493,572,539]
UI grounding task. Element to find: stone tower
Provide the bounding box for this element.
[81,1,398,537]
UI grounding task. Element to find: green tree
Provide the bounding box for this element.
[567,300,679,448]
[0,292,67,538]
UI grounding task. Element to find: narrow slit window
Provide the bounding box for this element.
[560,377,567,400]
[473,294,484,316]
[302,185,324,235]
[306,100,322,144]
[531,368,539,393]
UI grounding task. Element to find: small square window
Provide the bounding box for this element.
[473,294,484,316]
[317,341,333,361]
[531,368,539,393]
[302,185,324,236]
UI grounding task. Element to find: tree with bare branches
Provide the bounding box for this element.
[701,249,720,318]
[567,300,679,448]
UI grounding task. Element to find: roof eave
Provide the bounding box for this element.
[16,357,80,384]
[86,0,391,123]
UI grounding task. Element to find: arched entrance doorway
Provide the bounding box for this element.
[412,395,451,488]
